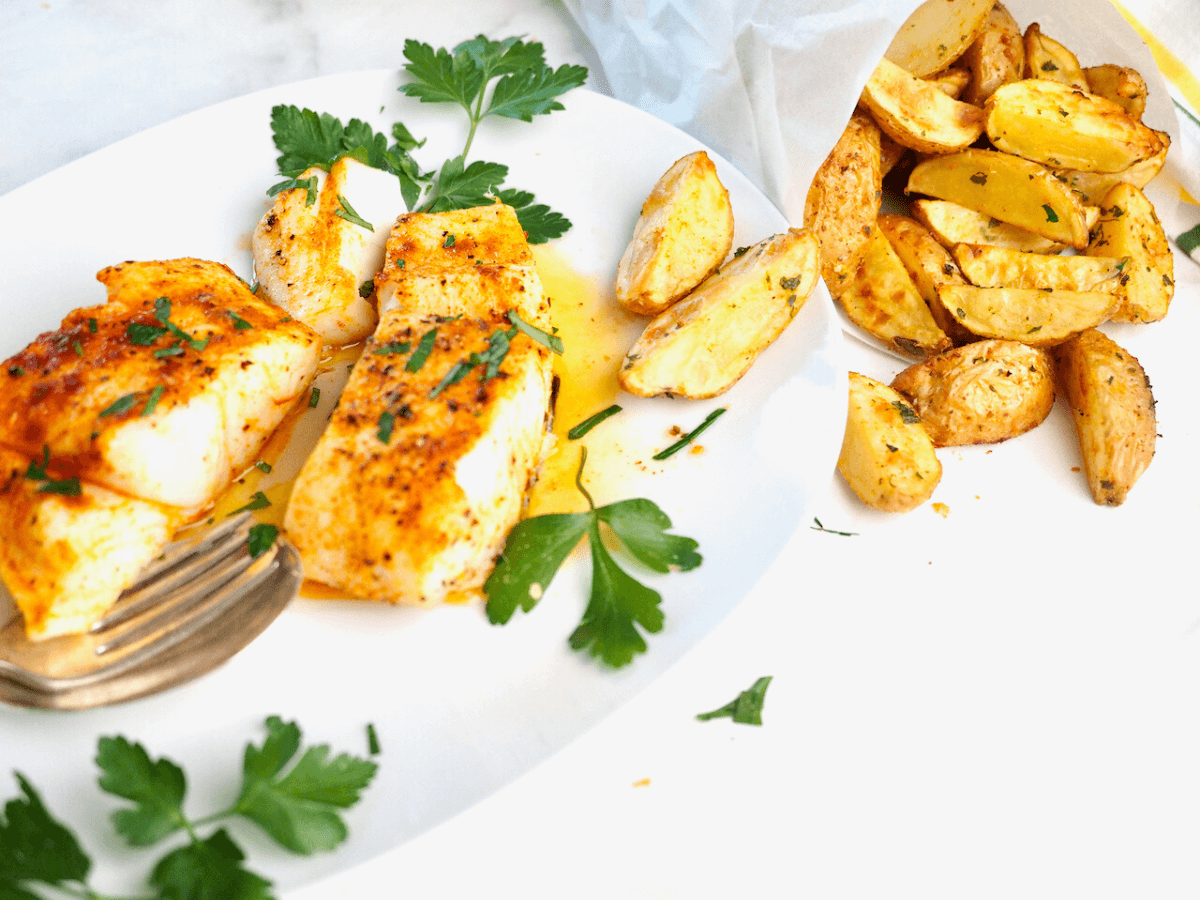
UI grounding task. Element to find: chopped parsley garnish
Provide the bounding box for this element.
[229,310,254,330]
[334,194,374,231]
[653,407,727,460]
[1177,223,1200,256]
[24,445,50,481]
[247,523,278,559]
[372,341,412,355]
[308,387,321,408]
[226,491,271,517]
[366,724,381,755]
[99,392,140,418]
[507,310,563,354]
[88,317,98,333]
[442,233,456,248]
[485,447,701,668]
[1042,204,1060,223]
[7,366,24,377]
[568,404,622,440]
[891,400,921,424]
[696,676,773,725]
[811,517,857,536]
[254,460,272,474]
[377,410,396,444]
[359,279,375,299]
[140,384,165,417]
[267,174,320,206]
[406,327,439,372]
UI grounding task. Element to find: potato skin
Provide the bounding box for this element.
[838,372,941,513]
[804,110,882,296]
[891,340,1055,446]
[615,150,734,316]
[1086,182,1174,323]
[962,2,1025,105]
[1054,328,1155,506]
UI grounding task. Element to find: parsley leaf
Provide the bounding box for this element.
[227,491,271,517]
[0,773,91,890]
[247,523,278,559]
[232,716,378,855]
[96,736,188,846]
[484,448,700,667]
[149,828,273,900]
[506,309,563,354]
[696,676,773,725]
[423,156,508,212]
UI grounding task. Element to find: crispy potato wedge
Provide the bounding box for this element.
[838,372,941,512]
[985,79,1163,173]
[804,110,883,295]
[1086,182,1174,323]
[1023,23,1088,90]
[619,229,819,399]
[907,148,1090,248]
[837,229,953,358]
[1051,131,1170,205]
[884,0,994,78]
[962,2,1025,105]
[1084,64,1149,119]
[925,67,971,98]
[891,339,1055,446]
[950,243,1123,292]
[861,57,986,155]
[938,283,1116,345]
[877,213,978,345]
[910,198,1068,253]
[615,150,734,316]
[1054,328,1155,505]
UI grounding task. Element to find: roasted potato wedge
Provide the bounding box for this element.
[925,67,971,99]
[1054,328,1155,505]
[838,372,941,512]
[985,79,1163,173]
[907,148,1090,248]
[836,229,953,358]
[1086,182,1174,323]
[877,213,977,345]
[962,2,1025,105]
[891,339,1055,446]
[884,0,994,78]
[1051,131,1170,205]
[615,150,734,316]
[1084,64,1149,119]
[950,243,1123,292]
[861,57,986,155]
[910,198,1068,253]
[804,110,883,295]
[1023,22,1088,90]
[619,229,819,399]
[938,283,1117,345]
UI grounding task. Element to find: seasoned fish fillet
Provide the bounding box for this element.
[0,258,322,508]
[284,204,554,604]
[0,447,186,641]
[252,156,406,345]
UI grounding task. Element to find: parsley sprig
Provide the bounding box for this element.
[485,448,701,668]
[266,36,586,243]
[1,717,376,900]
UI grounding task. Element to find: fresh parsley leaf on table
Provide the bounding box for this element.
[485,448,702,668]
[696,676,774,725]
[1,717,377,900]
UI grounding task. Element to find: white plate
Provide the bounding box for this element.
[0,73,844,893]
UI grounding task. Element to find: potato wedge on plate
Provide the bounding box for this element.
[838,372,941,512]
[877,213,977,345]
[950,243,1123,292]
[891,339,1055,446]
[861,57,986,155]
[884,0,994,78]
[804,110,883,295]
[925,67,971,99]
[836,229,953,358]
[962,2,1025,105]
[1054,328,1155,505]
[1084,64,1149,119]
[984,79,1163,173]
[1086,182,1174,323]
[619,229,819,399]
[907,148,1090,248]
[1023,22,1088,90]
[910,198,1067,253]
[937,283,1116,345]
[615,150,734,316]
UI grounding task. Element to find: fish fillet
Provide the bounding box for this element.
[252,156,406,346]
[284,204,554,604]
[0,258,322,639]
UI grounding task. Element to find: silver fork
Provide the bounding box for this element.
[0,513,301,711]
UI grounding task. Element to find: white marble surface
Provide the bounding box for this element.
[5,2,1200,899]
